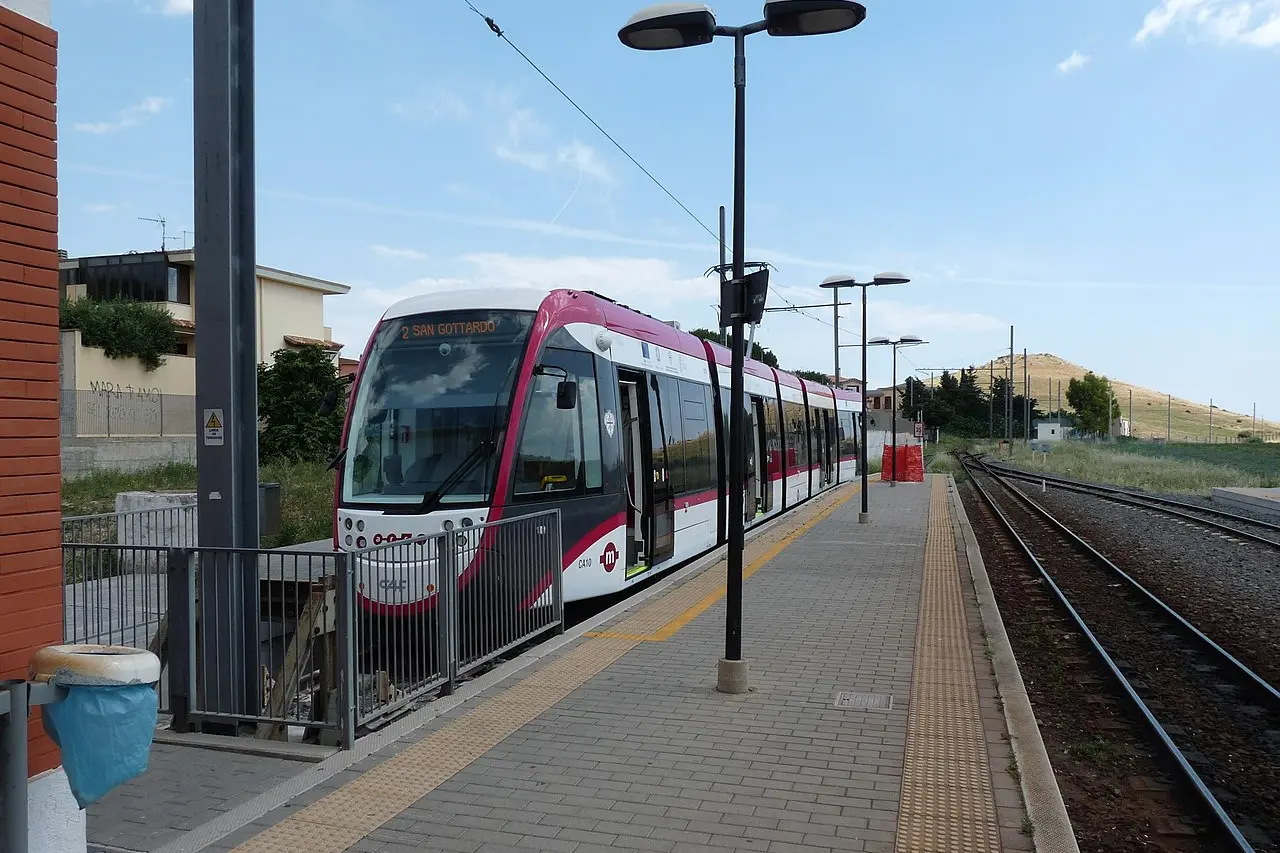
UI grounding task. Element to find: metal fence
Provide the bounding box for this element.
[61,389,197,437]
[59,508,564,747]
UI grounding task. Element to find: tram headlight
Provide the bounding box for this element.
[460,517,474,528]
[442,519,455,532]
[356,519,365,532]
[344,534,353,546]
[344,518,352,530]
[356,536,367,549]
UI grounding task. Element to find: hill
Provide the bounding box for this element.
[940,353,1268,442]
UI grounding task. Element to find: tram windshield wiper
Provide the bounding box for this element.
[384,438,495,516]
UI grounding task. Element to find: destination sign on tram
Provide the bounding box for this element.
[399,319,499,340]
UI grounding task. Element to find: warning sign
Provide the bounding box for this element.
[203,408,225,446]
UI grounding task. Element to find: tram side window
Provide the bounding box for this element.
[514,349,602,497]
[678,379,713,494]
[657,375,685,496]
[838,410,857,459]
[782,400,807,474]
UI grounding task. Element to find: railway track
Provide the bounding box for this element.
[960,454,1280,852]
[982,458,1280,550]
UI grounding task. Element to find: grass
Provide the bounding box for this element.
[977,438,1278,493]
[62,460,336,548]
[1067,735,1117,763]
[967,352,1274,442]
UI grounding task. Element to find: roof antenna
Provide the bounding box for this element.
[138,215,170,251]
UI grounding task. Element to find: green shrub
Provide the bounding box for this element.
[60,297,179,371]
[257,344,346,464]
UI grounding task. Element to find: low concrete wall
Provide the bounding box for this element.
[114,491,200,572]
[61,436,197,479]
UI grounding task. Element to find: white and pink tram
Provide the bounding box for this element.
[334,288,863,614]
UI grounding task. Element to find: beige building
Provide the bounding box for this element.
[58,250,350,472]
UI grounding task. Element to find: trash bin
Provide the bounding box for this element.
[29,644,161,809]
[259,481,282,540]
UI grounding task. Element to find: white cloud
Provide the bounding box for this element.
[84,203,117,214]
[865,299,1003,338]
[557,140,614,185]
[162,0,193,14]
[389,87,471,124]
[325,255,713,359]
[370,244,428,262]
[460,253,716,308]
[74,95,171,134]
[494,146,551,172]
[1056,50,1091,73]
[1135,0,1280,47]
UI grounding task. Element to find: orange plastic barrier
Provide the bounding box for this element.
[881,448,896,481]
[881,445,925,482]
[897,445,925,482]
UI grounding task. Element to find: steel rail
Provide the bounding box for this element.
[983,458,1280,548]
[961,455,1261,853]
[972,456,1280,703]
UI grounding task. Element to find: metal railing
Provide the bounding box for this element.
[59,509,565,747]
[346,509,565,729]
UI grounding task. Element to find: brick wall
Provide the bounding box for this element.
[0,3,60,778]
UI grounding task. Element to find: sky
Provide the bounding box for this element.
[54,0,1280,420]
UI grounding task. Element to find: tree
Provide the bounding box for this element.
[793,370,830,385]
[1066,372,1122,436]
[257,344,346,463]
[687,327,779,368]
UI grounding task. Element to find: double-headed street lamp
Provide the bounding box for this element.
[619,0,867,695]
[820,273,909,522]
[868,336,925,486]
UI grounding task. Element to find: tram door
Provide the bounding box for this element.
[617,370,674,576]
[749,396,771,517]
[645,375,675,567]
[822,411,836,486]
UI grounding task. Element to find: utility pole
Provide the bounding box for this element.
[194,0,260,729]
[1006,327,1013,440]
[1209,398,1214,443]
[1253,402,1257,435]
[718,206,728,347]
[1108,383,1114,439]
[1023,348,1028,441]
[1167,393,1172,441]
[988,360,993,439]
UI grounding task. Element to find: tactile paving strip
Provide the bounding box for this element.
[895,477,1003,853]
[229,485,857,853]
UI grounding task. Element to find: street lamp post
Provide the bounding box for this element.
[620,0,866,695]
[821,273,909,523]
[868,336,925,486]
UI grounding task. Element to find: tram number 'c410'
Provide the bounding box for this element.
[379,579,408,591]
[576,555,593,570]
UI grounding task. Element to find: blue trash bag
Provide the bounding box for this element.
[41,684,158,809]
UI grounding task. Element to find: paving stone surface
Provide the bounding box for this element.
[263,482,925,853]
[144,478,1028,853]
[87,742,306,852]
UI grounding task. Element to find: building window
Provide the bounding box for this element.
[167,266,179,302]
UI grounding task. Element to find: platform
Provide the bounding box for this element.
[90,476,1073,853]
[1211,486,1280,517]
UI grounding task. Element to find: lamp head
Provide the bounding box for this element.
[619,3,717,50]
[763,0,867,37]
[868,336,891,345]
[819,273,857,290]
[872,271,910,286]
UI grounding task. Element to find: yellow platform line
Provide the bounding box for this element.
[229,484,858,853]
[894,476,1002,853]
[587,483,859,644]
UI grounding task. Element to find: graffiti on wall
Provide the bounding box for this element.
[70,382,194,437]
